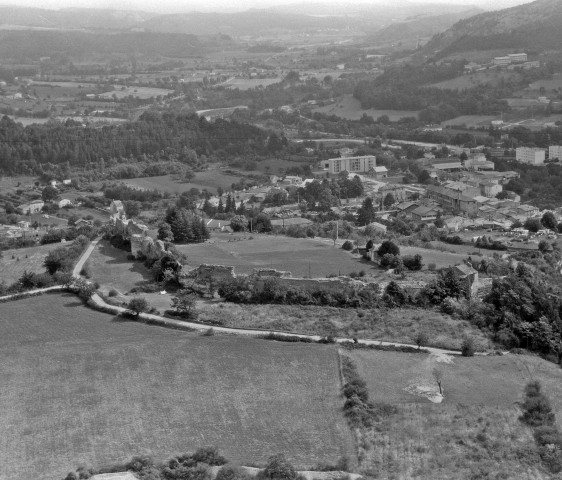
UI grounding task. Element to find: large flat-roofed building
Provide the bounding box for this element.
[325,155,376,174]
[508,53,528,63]
[516,147,546,165]
[425,184,479,217]
[549,146,562,160]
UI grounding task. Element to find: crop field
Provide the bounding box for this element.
[0,243,62,285]
[0,294,354,480]
[198,303,491,351]
[122,170,247,194]
[99,86,174,100]
[312,94,419,121]
[179,236,366,277]
[347,349,562,479]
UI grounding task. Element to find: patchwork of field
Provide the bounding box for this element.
[312,94,419,121]
[347,349,562,479]
[122,171,247,194]
[0,294,354,480]
[0,243,62,285]
[179,236,366,277]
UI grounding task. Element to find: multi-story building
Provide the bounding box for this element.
[516,147,546,165]
[549,146,562,160]
[425,184,479,217]
[508,53,528,63]
[325,155,376,174]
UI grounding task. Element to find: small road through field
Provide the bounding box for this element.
[73,236,101,277]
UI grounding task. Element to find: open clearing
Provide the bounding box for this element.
[0,293,353,480]
[179,236,367,277]
[122,170,248,195]
[0,243,62,285]
[398,246,481,269]
[347,349,562,479]
[312,94,419,121]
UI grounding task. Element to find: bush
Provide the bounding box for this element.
[216,465,252,480]
[461,336,475,357]
[191,446,227,466]
[341,240,354,251]
[108,289,119,297]
[262,454,297,480]
[403,254,424,271]
[428,263,436,271]
[127,297,149,317]
[377,240,400,257]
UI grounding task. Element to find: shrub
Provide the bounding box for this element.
[461,336,475,357]
[216,465,252,480]
[202,328,215,336]
[262,454,297,480]
[108,289,119,297]
[377,240,400,257]
[428,263,436,271]
[403,254,424,271]
[191,446,227,466]
[342,240,354,251]
[127,297,149,317]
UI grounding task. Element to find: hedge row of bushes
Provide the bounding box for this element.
[520,381,562,473]
[339,341,428,354]
[218,277,381,309]
[340,355,397,429]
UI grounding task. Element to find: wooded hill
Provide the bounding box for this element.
[425,0,562,57]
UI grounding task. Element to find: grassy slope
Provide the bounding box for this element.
[0,294,353,480]
[0,243,65,285]
[347,349,562,479]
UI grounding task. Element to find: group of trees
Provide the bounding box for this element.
[160,206,210,244]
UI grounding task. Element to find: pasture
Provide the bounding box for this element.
[347,349,562,479]
[312,94,419,121]
[122,170,248,194]
[441,115,497,127]
[529,74,562,91]
[398,246,481,269]
[179,236,366,277]
[0,243,61,285]
[0,294,353,480]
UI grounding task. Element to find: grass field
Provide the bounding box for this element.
[398,246,481,270]
[0,294,354,480]
[179,236,367,277]
[312,95,419,121]
[0,243,62,285]
[347,349,562,479]
[122,171,248,195]
[86,241,153,293]
[198,302,491,351]
[223,78,281,90]
[441,115,497,127]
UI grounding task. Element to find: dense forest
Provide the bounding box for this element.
[0,113,285,175]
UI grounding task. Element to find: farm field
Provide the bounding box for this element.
[99,86,174,100]
[179,236,367,277]
[312,94,419,121]
[198,302,491,351]
[529,74,562,91]
[0,293,354,480]
[441,115,497,127]
[223,78,281,90]
[121,170,248,194]
[347,349,562,479]
[0,243,62,285]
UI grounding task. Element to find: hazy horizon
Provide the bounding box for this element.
[0,0,537,14]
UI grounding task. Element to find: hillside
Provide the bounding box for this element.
[0,6,156,30]
[368,8,482,46]
[425,0,562,56]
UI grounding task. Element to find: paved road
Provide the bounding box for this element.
[73,236,101,277]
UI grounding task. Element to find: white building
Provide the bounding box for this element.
[18,201,44,214]
[325,155,376,175]
[516,147,545,165]
[508,53,528,63]
[549,146,562,160]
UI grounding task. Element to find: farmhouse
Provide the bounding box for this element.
[18,200,44,214]
[411,205,440,223]
[57,198,72,208]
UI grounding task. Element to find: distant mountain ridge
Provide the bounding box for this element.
[425,0,562,56]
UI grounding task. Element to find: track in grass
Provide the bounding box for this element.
[0,294,353,480]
